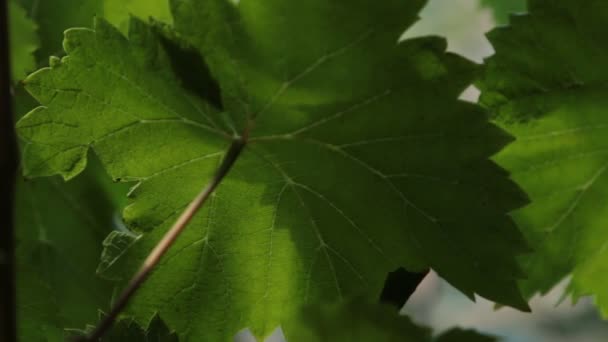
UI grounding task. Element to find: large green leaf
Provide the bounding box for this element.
[170,0,528,311]
[17,1,528,340]
[15,164,118,341]
[479,0,608,316]
[8,0,38,82]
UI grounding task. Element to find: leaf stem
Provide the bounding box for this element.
[81,133,248,341]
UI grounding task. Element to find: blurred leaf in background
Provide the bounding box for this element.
[435,328,496,342]
[8,0,38,82]
[104,0,172,33]
[15,0,171,62]
[17,0,103,60]
[290,299,495,342]
[479,0,527,25]
[70,314,179,341]
[290,300,432,342]
[14,165,121,341]
[9,2,131,340]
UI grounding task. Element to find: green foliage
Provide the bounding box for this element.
[479,0,608,317]
[435,328,497,342]
[72,314,178,341]
[15,0,532,340]
[291,300,431,341]
[10,13,122,337]
[17,0,103,60]
[480,0,527,25]
[17,0,608,340]
[15,0,171,63]
[8,0,38,82]
[14,165,118,341]
[291,299,496,342]
[104,0,172,33]
[10,20,125,336]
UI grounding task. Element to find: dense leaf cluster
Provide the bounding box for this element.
[9,0,608,341]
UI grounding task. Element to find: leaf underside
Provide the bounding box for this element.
[18,0,529,340]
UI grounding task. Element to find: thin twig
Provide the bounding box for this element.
[81,132,248,341]
[0,1,18,341]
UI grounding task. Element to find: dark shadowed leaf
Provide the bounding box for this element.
[17,1,529,340]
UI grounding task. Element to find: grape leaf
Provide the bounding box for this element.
[14,163,118,342]
[479,0,608,315]
[170,0,528,312]
[17,0,529,340]
[290,299,496,342]
[8,0,38,82]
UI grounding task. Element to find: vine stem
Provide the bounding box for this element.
[82,132,248,341]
